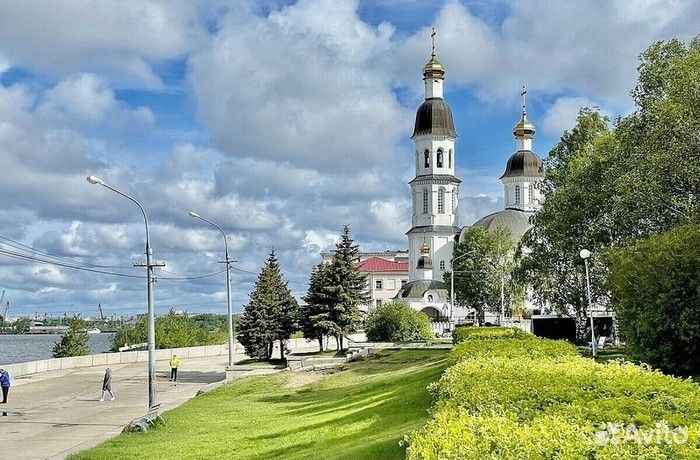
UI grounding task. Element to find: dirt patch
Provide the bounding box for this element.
[284,371,328,388]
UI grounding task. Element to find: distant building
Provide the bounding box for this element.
[321,250,409,315]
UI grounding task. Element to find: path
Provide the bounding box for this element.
[0,354,246,460]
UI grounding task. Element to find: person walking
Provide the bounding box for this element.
[0,369,10,404]
[169,355,181,382]
[100,368,115,402]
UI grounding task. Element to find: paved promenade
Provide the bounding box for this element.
[0,354,245,460]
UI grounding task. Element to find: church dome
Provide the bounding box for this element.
[412,98,457,138]
[513,116,536,139]
[422,56,445,79]
[465,208,534,241]
[500,150,544,179]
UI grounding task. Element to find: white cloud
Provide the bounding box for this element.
[541,96,610,136]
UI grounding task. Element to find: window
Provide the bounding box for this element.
[452,190,457,212]
[423,189,429,214]
[449,149,452,168]
[515,185,521,204]
[424,149,430,168]
[439,260,445,270]
[375,280,383,290]
[427,294,434,302]
[436,149,443,167]
[529,184,535,203]
[401,279,407,287]
[437,188,445,213]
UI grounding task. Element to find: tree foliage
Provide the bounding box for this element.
[516,38,699,336]
[53,318,89,358]
[447,226,517,321]
[365,301,433,342]
[302,225,367,351]
[237,249,299,359]
[608,224,700,375]
[112,311,227,351]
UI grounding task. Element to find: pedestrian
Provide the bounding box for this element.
[0,369,10,404]
[169,355,181,382]
[100,368,115,402]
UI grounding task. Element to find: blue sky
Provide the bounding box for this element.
[0,0,697,317]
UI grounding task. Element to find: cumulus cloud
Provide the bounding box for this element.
[0,1,207,87]
[541,96,610,136]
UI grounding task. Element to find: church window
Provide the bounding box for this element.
[528,184,535,203]
[439,260,445,270]
[449,149,452,168]
[375,280,383,290]
[438,188,445,213]
[515,185,521,204]
[424,149,430,168]
[427,294,434,302]
[401,279,407,287]
[437,149,444,167]
[423,189,429,214]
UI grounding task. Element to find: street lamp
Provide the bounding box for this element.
[580,248,596,358]
[450,250,477,322]
[87,175,158,408]
[189,211,235,369]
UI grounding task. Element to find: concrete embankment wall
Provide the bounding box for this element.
[1,334,366,378]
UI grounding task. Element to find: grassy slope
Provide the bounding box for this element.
[72,349,448,460]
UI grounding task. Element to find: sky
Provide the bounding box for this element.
[0,0,697,318]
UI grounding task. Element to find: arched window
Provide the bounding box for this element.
[452,190,457,212]
[437,149,443,167]
[515,185,521,204]
[422,189,429,214]
[528,184,535,204]
[449,149,452,168]
[424,149,430,168]
[439,260,445,271]
[438,188,445,213]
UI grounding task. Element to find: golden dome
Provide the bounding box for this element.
[419,242,431,254]
[513,114,536,139]
[422,55,445,79]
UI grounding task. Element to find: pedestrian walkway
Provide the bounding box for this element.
[0,354,244,460]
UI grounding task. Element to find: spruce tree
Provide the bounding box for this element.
[324,225,368,350]
[301,263,336,351]
[237,249,299,360]
[52,318,89,358]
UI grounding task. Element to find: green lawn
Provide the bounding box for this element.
[71,349,448,460]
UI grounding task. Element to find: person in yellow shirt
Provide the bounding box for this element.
[169,355,181,382]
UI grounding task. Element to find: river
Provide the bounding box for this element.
[0,333,116,365]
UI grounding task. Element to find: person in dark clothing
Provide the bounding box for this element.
[100,368,115,401]
[0,369,10,403]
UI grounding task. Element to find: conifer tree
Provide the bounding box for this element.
[52,318,89,358]
[237,249,299,360]
[324,225,368,350]
[301,263,336,351]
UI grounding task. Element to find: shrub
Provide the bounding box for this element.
[452,325,526,344]
[112,313,226,351]
[365,301,433,342]
[52,318,89,358]
[406,333,700,460]
[608,223,700,376]
[448,336,577,365]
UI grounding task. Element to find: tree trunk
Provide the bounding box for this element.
[339,334,344,351]
[267,341,273,360]
[317,336,323,352]
[334,334,339,351]
[279,339,285,360]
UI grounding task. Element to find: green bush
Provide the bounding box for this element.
[52,318,89,358]
[406,334,700,460]
[609,223,700,376]
[112,313,226,351]
[452,325,526,344]
[448,336,577,365]
[365,301,433,342]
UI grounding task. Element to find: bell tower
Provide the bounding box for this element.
[407,30,461,281]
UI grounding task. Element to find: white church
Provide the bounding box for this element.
[393,43,545,324]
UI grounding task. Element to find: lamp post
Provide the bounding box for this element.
[580,248,596,358]
[189,212,235,369]
[450,250,477,322]
[87,175,158,407]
